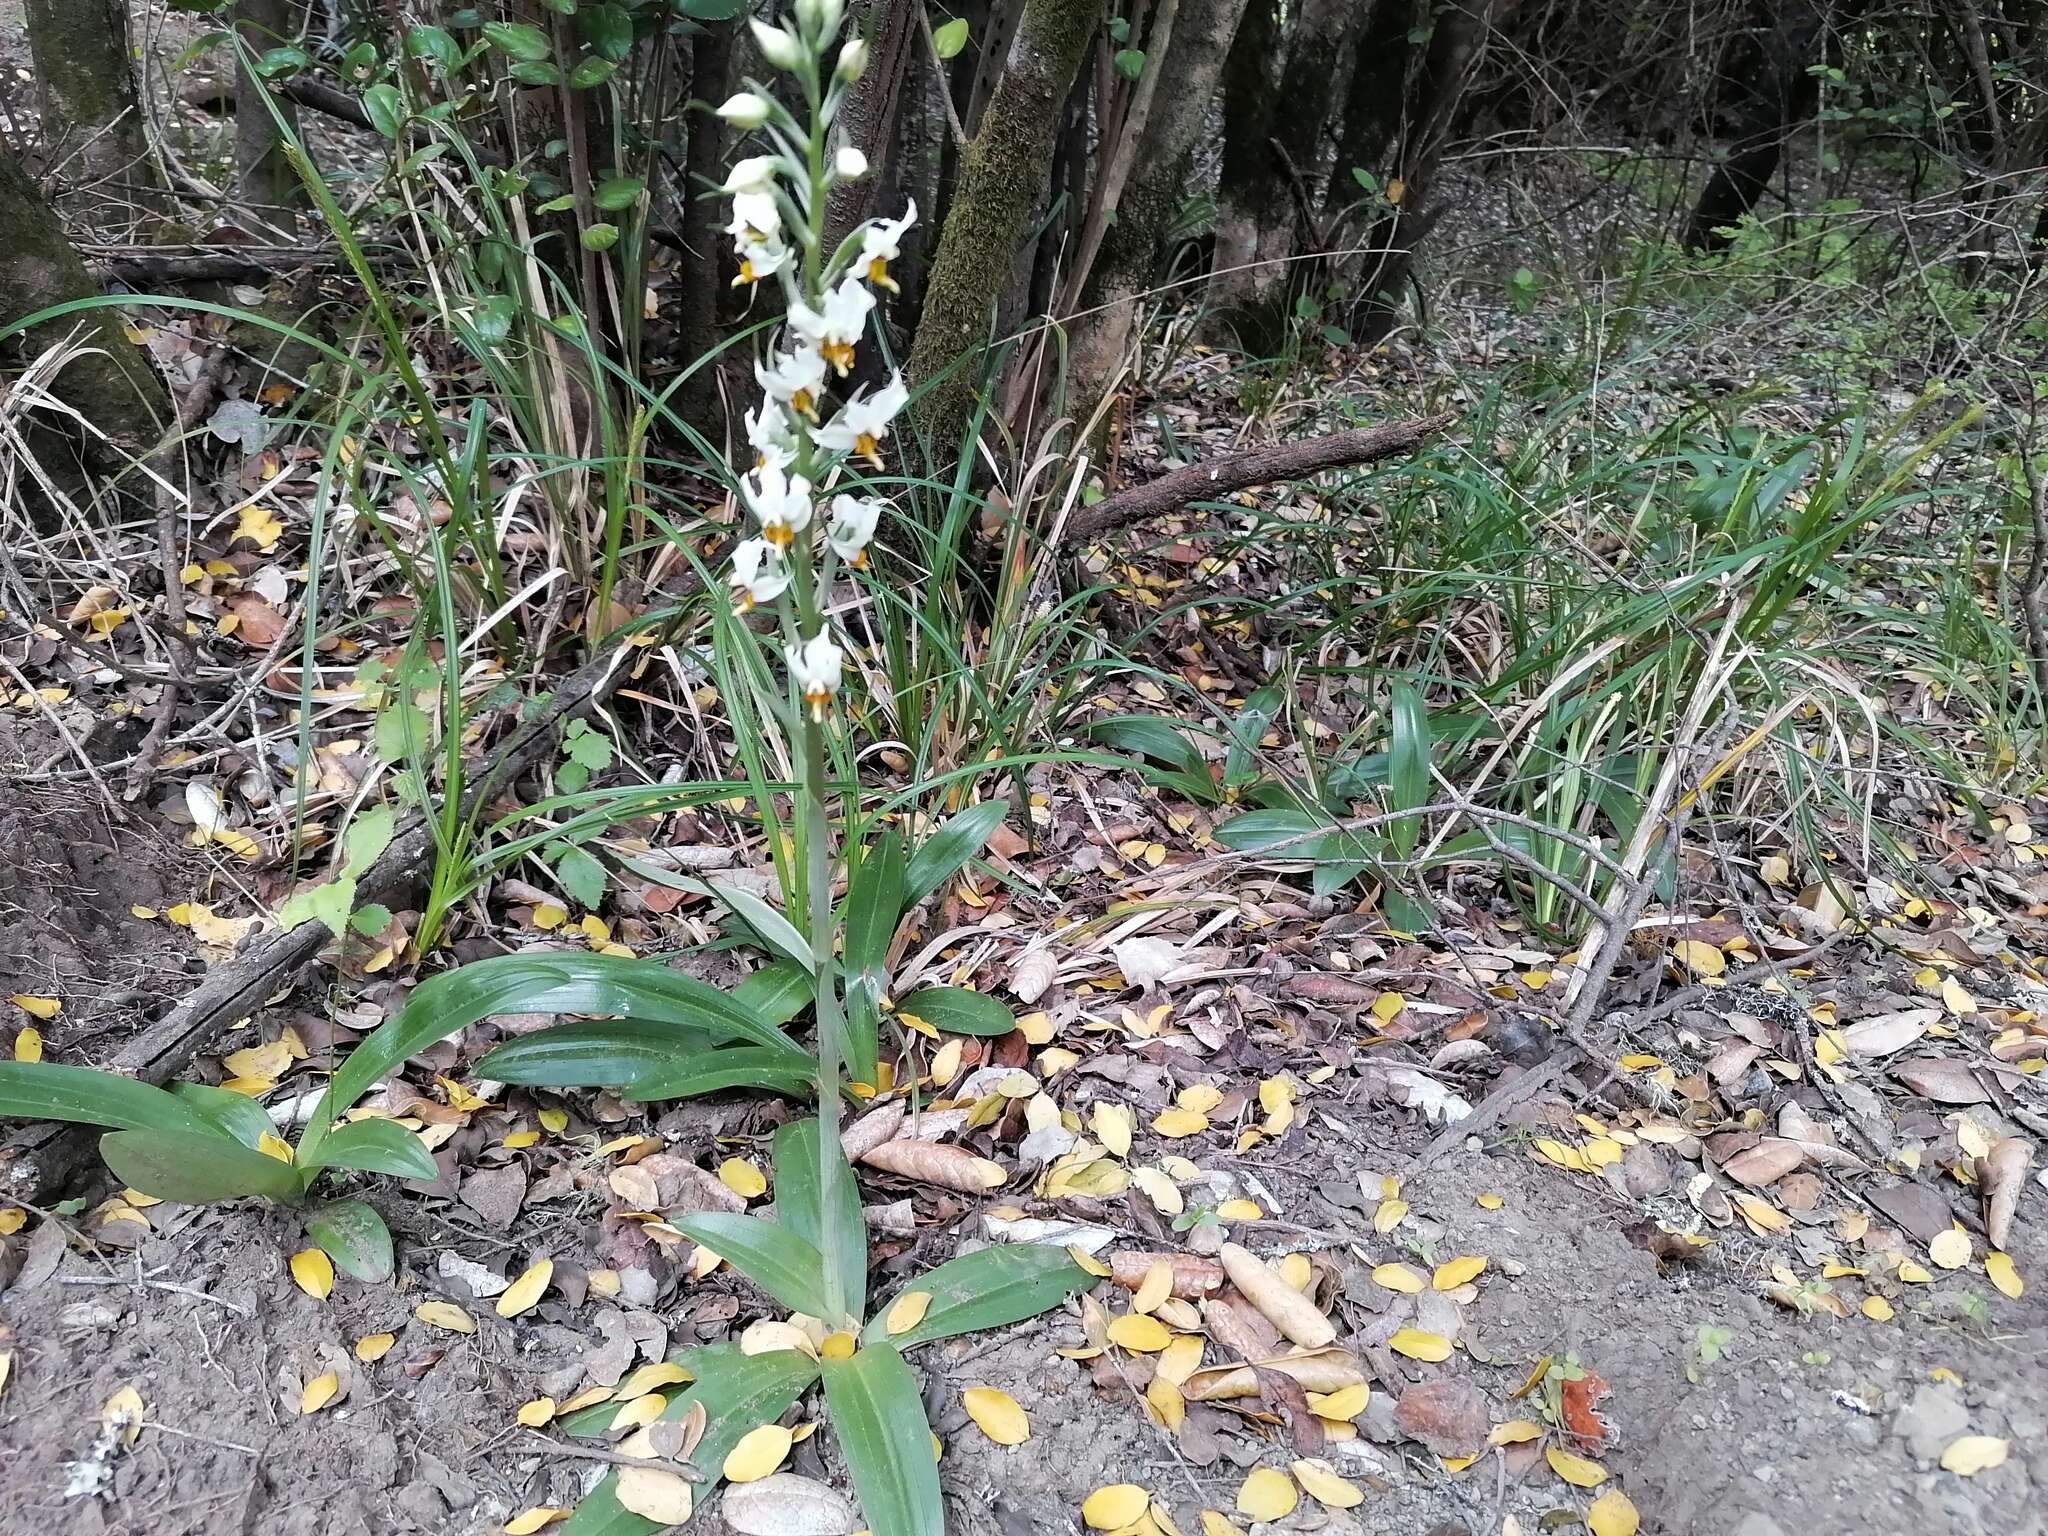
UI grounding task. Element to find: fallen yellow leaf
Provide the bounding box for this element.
[497,1257,553,1318]
[354,1333,395,1362]
[13,1027,41,1062]
[290,1248,335,1301]
[1236,1467,1298,1521]
[503,1509,570,1535]
[1083,1486,1150,1530]
[962,1386,1030,1445]
[615,1465,694,1523]
[1940,1435,2008,1475]
[1545,1445,1608,1488]
[723,1422,794,1482]
[414,1300,477,1334]
[1107,1313,1175,1353]
[1986,1252,2023,1299]
[10,995,59,1021]
[886,1290,933,1335]
[299,1372,340,1414]
[1432,1255,1487,1290]
[1290,1458,1362,1509]
[719,1158,767,1199]
[1587,1488,1640,1536]
[1388,1328,1452,1362]
[1372,1262,1424,1294]
[517,1397,556,1427]
[1928,1228,1971,1270]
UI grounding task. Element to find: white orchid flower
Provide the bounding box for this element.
[786,631,845,721]
[745,401,798,471]
[729,538,791,611]
[815,372,909,469]
[727,191,782,246]
[788,276,875,377]
[755,346,830,421]
[826,494,883,567]
[721,156,783,195]
[743,462,814,550]
[733,237,793,288]
[856,201,917,293]
[835,146,868,181]
[717,92,772,129]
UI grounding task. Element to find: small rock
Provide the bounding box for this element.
[1894,1383,1970,1462]
[1394,1379,1488,1457]
[393,1482,447,1530]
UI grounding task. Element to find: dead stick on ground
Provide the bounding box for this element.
[128,345,234,796]
[2,646,633,1199]
[1065,410,1456,543]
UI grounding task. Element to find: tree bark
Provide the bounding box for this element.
[1354,0,1512,344]
[234,0,304,228]
[1683,0,1826,252]
[907,0,1102,448]
[676,18,737,434]
[1325,0,1415,214]
[1206,0,1277,305]
[23,0,156,233]
[1066,0,1252,417]
[824,0,918,257]
[0,147,168,472]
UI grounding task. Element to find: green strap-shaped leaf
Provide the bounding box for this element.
[841,831,904,1089]
[475,1019,718,1087]
[98,1127,306,1205]
[298,952,803,1164]
[559,1344,819,1535]
[893,986,1015,1037]
[1210,808,1322,852]
[865,1244,1094,1349]
[734,960,813,1026]
[821,1344,943,1536]
[623,1048,818,1103]
[671,1212,832,1320]
[772,1119,868,1324]
[902,799,1009,909]
[300,1117,439,1180]
[306,1198,395,1282]
[168,1081,279,1148]
[0,1062,223,1137]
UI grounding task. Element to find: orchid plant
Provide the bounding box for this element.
[0,8,1089,1533]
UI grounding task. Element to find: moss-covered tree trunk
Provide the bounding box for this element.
[1067,0,1251,418]
[906,0,1101,447]
[23,0,156,232]
[0,147,167,469]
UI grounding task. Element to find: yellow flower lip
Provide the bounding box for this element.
[763,525,796,548]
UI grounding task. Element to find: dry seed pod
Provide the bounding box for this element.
[1110,1251,1226,1298]
[1219,1243,1336,1348]
[1182,1347,1363,1402]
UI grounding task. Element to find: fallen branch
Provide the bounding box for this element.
[1067,409,1456,543]
[2,647,634,1199]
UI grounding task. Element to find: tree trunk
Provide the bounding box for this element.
[1067,0,1252,417]
[824,0,918,257]
[1683,0,1826,252]
[676,18,737,434]
[234,0,304,228]
[23,0,156,232]
[1325,0,1415,214]
[906,0,1101,448]
[1354,0,1511,344]
[1206,0,1277,305]
[0,147,168,471]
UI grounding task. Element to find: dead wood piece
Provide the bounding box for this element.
[1,648,634,1200]
[1067,409,1456,543]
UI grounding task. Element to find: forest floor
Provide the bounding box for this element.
[4,23,2048,1531]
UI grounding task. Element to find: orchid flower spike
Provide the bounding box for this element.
[857,202,917,293]
[815,372,909,469]
[743,462,814,550]
[826,494,884,567]
[786,631,845,722]
[755,346,830,421]
[789,276,876,377]
[729,538,791,611]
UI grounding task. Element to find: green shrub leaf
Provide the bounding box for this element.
[820,1343,943,1536]
[98,1128,304,1205]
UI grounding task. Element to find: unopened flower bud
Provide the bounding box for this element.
[835,145,868,180]
[750,18,804,71]
[716,92,773,129]
[835,38,869,83]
